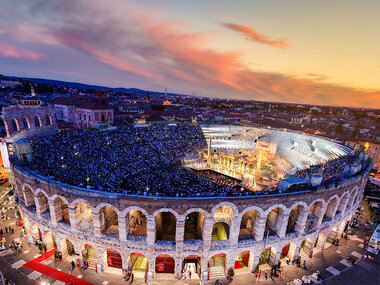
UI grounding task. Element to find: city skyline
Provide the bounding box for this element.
[0,0,379,108]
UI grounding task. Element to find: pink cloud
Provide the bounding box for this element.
[0,0,379,108]
[222,22,292,49]
[0,42,43,60]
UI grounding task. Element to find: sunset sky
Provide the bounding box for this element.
[0,0,379,108]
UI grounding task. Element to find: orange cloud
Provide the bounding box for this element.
[222,22,292,49]
[0,42,42,60]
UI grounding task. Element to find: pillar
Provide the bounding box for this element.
[229,215,240,247]
[147,258,154,282]
[295,209,309,234]
[202,215,214,250]
[253,216,266,241]
[315,204,327,227]
[292,246,301,261]
[176,217,185,252]
[251,255,260,272]
[174,258,182,280]
[49,200,59,227]
[93,212,104,237]
[201,259,209,281]
[278,213,290,238]
[68,207,77,231]
[146,216,156,246]
[23,189,34,207]
[273,251,281,266]
[118,215,127,242]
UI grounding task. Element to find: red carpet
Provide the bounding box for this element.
[23,249,94,285]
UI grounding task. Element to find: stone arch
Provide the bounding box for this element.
[299,237,314,260]
[281,242,297,260]
[45,115,52,126]
[265,205,287,237]
[52,195,70,225]
[306,199,326,231]
[32,223,42,241]
[104,248,123,270]
[80,244,98,268]
[182,255,202,279]
[60,238,75,259]
[208,253,227,279]
[44,231,57,251]
[35,189,50,217]
[121,206,149,219]
[155,254,175,274]
[315,232,327,250]
[212,222,229,240]
[23,184,35,207]
[22,117,30,129]
[153,208,180,220]
[239,207,264,241]
[11,118,19,132]
[15,179,23,199]
[127,252,149,279]
[184,210,205,241]
[258,247,277,267]
[211,202,238,217]
[97,204,119,238]
[155,210,177,242]
[338,192,350,214]
[34,115,41,128]
[324,195,339,220]
[74,201,94,233]
[234,250,254,271]
[286,203,307,234]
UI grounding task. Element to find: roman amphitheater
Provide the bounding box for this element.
[6,113,371,282]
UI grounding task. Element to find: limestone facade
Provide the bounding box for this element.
[13,163,369,281]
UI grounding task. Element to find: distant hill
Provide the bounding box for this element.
[6,76,178,96]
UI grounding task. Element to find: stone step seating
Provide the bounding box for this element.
[209,257,226,279]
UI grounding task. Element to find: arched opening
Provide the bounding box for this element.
[315,232,327,250]
[324,197,338,221]
[11,119,19,132]
[286,205,305,234]
[75,202,94,233]
[239,210,259,240]
[46,115,52,126]
[182,255,201,280]
[34,116,41,128]
[184,212,204,241]
[54,197,70,225]
[32,224,42,241]
[127,253,148,280]
[44,231,57,251]
[258,247,277,268]
[80,244,98,269]
[0,118,7,137]
[213,205,234,222]
[155,212,176,242]
[105,249,123,269]
[127,209,147,238]
[338,193,349,215]
[212,222,229,240]
[22,117,30,129]
[326,226,338,246]
[265,207,285,237]
[155,254,175,275]
[234,251,253,271]
[36,192,50,218]
[15,181,23,200]
[60,238,75,259]
[99,206,118,238]
[299,238,314,260]
[23,186,35,208]
[208,254,227,280]
[306,201,324,231]
[281,242,297,261]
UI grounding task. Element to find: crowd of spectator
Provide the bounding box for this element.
[30,124,243,197]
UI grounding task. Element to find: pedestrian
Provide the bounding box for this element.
[68,267,72,276]
[8,226,11,233]
[0,228,2,235]
[71,261,76,270]
[5,227,7,234]
[303,260,307,270]
[11,228,14,234]
[265,269,268,280]
[130,272,134,283]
